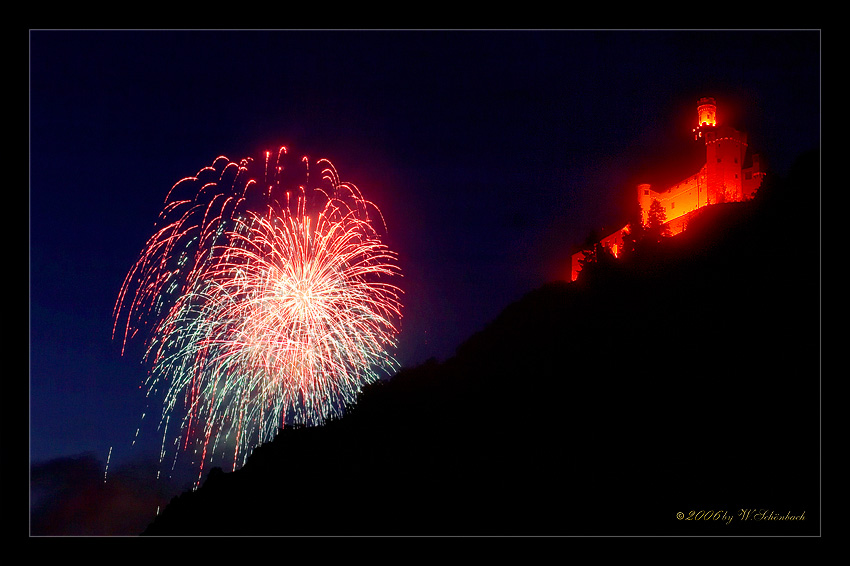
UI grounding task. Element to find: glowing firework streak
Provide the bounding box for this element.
[104,446,112,484]
[114,148,402,483]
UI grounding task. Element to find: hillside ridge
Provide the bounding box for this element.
[143,150,819,536]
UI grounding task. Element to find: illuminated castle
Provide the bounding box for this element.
[570,97,766,281]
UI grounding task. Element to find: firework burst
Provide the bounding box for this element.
[114,147,402,482]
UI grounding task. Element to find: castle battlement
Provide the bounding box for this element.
[570,97,765,282]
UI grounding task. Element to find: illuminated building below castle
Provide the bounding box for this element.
[570,97,766,282]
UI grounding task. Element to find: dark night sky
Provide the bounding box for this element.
[28,29,820,532]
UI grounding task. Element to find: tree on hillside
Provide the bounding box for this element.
[576,228,599,271]
[619,207,645,259]
[645,199,671,244]
[578,240,617,279]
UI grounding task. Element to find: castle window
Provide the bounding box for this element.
[644,190,649,196]
[671,202,675,209]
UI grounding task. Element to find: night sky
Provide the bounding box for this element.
[28,29,820,534]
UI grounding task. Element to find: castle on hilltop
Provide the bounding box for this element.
[569,97,766,282]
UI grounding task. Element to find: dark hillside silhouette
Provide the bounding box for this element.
[143,150,819,536]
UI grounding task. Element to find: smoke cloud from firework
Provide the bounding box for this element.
[113,147,403,483]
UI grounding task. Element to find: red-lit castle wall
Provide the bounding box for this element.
[569,97,765,282]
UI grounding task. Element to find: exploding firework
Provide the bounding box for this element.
[113,147,402,481]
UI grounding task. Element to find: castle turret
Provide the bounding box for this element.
[697,97,717,127]
[637,183,652,225]
[693,97,717,140]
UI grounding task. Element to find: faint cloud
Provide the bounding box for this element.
[30,452,177,536]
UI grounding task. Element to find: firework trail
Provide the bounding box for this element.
[114,147,402,483]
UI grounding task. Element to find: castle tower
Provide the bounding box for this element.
[700,97,747,204]
[697,97,717,127]
[637,183,653,226]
